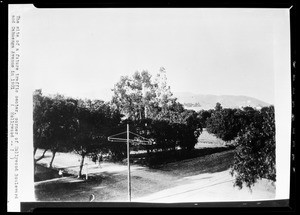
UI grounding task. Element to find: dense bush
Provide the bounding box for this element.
[204,103,276,188]
[131,114,202,152]
[230,106,276,189]
[197,109,212,128]
[206,108,242,142]
[206,105,260,143]
[33,90,123,175]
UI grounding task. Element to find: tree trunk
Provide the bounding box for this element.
[49,150,57,168]
[34,148,48,163]
[78,153,85,178]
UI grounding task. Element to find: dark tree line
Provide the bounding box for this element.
[33,68,202,176]
[33,90,123,177]
[202,103,276,189]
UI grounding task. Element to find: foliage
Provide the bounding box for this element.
[206,104,260,142]
[131,109,202,152]
[33,68,201,169]
[230,106,276,189]
[33,91,123,173]
[197,109,212,128]
[205,104,276,188]
[34,83,276,188]
[33,90,78,167]
[33,89,47,153]
[177,110,202,150]
[111,68,202,152]
[206,107,241,142]
[69,99,123,176]
[111,70,157,121]
[111,67,179,121]
[215,102,223,111]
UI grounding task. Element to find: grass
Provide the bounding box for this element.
[130,146,234,167]
[159,150,236,177]
[197,128,226,145]
[128,129,235,167]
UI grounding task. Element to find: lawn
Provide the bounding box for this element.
[195,128,233,148]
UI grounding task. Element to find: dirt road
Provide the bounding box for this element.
[34,149,275,202]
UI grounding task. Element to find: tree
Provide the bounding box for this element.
[33,91,78,167]
[230,106,276,189]
[179,110,202,150]
[132,109,202,152]
[215,102,222,111]
[111,68,179,121]
[112,70,156,121]
[44,95,78,168]
[206,108,241,142]
[33,89,44,155]
[197,109,213,128]
[33,89,49,162]
[33,90,124,171]
[206,105,262,143]
[236,106,259,129]
[153,67,176,109]
[72,99,122,177]
[111,68,202,152]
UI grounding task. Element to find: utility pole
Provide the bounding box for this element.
[108,123,150,202]
[127,123,131,202]
[85,162,88,180]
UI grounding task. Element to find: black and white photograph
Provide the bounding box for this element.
[7,4,292,211]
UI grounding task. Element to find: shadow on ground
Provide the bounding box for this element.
[131,146,235,168]
[158,149,235,177]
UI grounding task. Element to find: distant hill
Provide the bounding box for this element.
[173,92,270,111]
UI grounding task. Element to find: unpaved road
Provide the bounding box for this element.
[34,149,275,202]
[134,171,275,202]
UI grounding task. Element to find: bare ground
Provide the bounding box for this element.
[34,149,274,202]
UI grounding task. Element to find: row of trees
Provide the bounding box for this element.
[33,68,202,176]
[200,103,276,189]
[33,90,123,176]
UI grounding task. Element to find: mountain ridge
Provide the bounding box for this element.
[173,92,271,111]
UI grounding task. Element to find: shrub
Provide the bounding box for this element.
[206,108,241,142]
[230,106,276,189]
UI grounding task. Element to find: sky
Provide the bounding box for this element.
[20,7,290,104]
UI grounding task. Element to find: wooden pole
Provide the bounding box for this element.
[127,123,131,202]
[85,162,88,180]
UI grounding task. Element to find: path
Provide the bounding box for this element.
[34,149,275,202]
